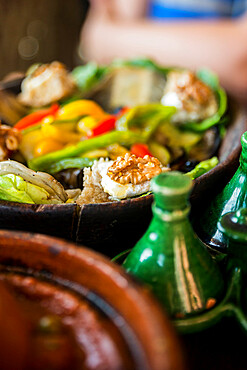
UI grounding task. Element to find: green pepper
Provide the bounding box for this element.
[116,104,176,139]
[185,156,219,180]
[184,88,227,132]
[29,130,146,172]
[46,157,97,174]
[148,141,171,166]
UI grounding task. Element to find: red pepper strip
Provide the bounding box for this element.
[14,103,60,130]
[130,143,153,158]
[88,116,117,137]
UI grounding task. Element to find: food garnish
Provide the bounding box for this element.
[77,154,169,204]
[0,124,21,161]
[107,153,164,185]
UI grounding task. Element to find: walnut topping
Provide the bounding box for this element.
[0,124,21,161]
[107,153,165,185]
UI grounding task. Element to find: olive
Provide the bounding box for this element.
[180,160,200,173]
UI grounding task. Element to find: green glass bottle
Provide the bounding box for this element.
[219,208,247,315]
[123,171,224,318]
[219,208,247,273]
[195,131,247,252]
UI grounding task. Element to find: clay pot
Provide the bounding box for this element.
[0,230,185,370]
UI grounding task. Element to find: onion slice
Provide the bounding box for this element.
[0,160,68,203]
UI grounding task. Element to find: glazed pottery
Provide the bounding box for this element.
[175,207,247,334]
[194,131,247,252]
[113,206,247,337]
[219,207,247,269]
[0,230,185,370]
[123,172,224,318]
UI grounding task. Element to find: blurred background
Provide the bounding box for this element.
[0,0,89,79]
[1,0,246,102]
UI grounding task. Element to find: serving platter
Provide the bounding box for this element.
[0,76,247,257]
[0,229,185,370]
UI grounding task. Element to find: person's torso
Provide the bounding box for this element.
[148,0,247,19]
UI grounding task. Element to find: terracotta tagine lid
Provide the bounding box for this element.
[0,230,185,370]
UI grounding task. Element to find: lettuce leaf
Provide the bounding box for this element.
[0,174,61,204]
[110,57,173,76]
[71,62,109,93]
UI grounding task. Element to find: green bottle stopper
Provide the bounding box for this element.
[123,171,224,318]
[195,131,247,252]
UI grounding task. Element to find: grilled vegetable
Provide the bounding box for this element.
[14,104,59,130]
[72,58,228,132]
[28,130,147,172]
[0,160,68,203]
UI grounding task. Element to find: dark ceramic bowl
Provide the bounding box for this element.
[0,230,185,370]
[0,79,247,257]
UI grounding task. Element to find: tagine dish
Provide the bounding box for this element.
[0,59,228,204]
[0,59,246,253]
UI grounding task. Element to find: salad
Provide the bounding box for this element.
[0,59,227,205]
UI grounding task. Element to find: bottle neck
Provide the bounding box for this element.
[152,202,190,222]
[239,152,247,172]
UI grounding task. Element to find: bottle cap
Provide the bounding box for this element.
[151,171,192,211]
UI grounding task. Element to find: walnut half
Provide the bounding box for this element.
[0,124,21,161]
[107,153,167,185]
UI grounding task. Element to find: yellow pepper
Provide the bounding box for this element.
[40,115,55,125]
[41,124,82,144]
[81,149,108,158]
[77,116,98,136]
[34,139,64,157]
[57,100,106,120]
